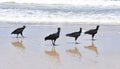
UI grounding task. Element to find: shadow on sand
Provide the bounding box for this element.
[11,38,25,49]
[45,45,60,63]
[66,44,82,61]
[84,41,99,57]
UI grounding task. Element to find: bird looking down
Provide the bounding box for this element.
[45,27,61,46]
[66,28,82,44]
[85,25,99,40]
[11,25,26,38]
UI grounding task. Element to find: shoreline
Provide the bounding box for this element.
[0,21,120,26]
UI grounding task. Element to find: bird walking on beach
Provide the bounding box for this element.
[11,25,26,38]
[45,27,61,45]
[66,28,82,44]
[84,25,99,40]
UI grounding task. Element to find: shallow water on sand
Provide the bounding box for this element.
[0,23,120,69]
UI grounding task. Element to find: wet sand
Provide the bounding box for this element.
[0,23,120,69]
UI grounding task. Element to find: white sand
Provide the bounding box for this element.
[0,23,120,69]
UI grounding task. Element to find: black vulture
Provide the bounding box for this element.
[45,27,61,45]
[11,25,26,38]
[85,25,99,40]
[66,28,82,43]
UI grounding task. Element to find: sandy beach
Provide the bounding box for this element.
[0,23,120,69]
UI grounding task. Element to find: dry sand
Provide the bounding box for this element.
[0,23,120,69]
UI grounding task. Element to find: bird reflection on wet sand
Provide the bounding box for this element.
[84,41,98,57]
[66,45,82,60]
[11,38,25,49]
[45,46,60,63]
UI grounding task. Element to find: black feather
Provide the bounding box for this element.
[45,27,61,45]
[11,25,26,38]
[66,28,82,41]
[85,25,99,40]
